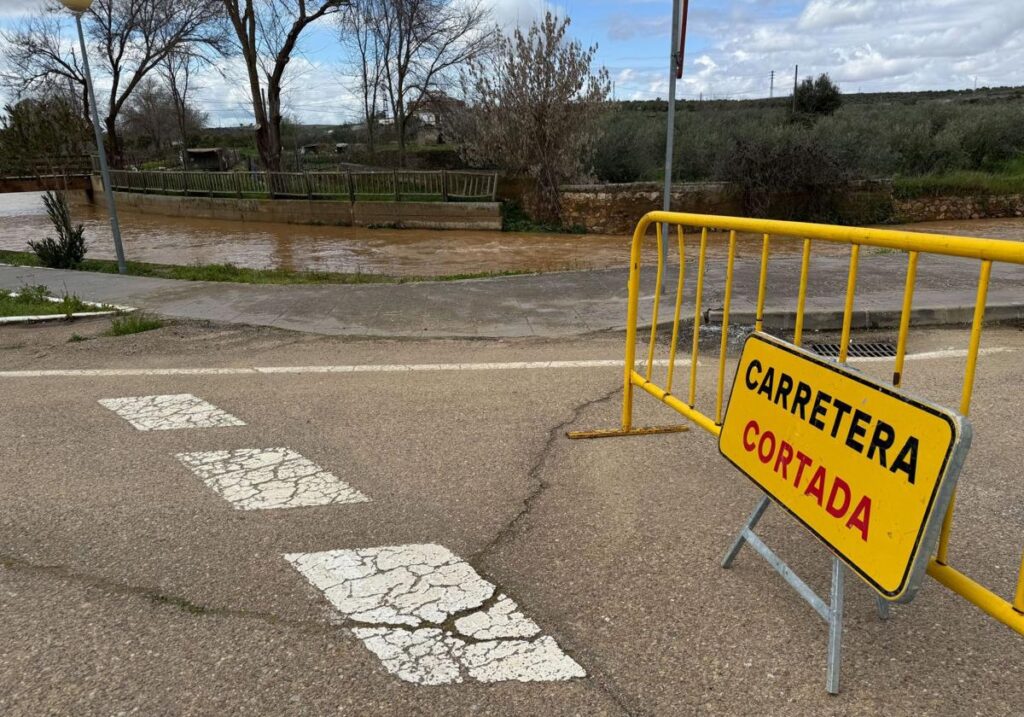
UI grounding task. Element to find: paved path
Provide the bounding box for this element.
[3,246,1024,337]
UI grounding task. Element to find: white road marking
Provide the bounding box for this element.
[285,544,585,685]
[175,448,368,510]
[1,347,1010,378]
[98,394,245,431]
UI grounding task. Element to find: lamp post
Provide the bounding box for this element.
[59,0,127,274]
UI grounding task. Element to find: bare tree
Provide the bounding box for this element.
[344,0,493,166]
[120,74,205,158]
[455,13,610,224]
[2,0,225,167]
[161,49,208,167]
[220,0,348,171]
[1,13,90,129]
[338,2,384,153]
[120,77,176,152]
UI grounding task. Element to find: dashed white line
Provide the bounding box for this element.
[1,347,1009,378]
[98,394,245,431]
[175,448,369,510]
[285,544,585,685]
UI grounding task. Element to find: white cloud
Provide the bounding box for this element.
[798,0,881,30]
[640,0,1024,100]
[0,0,45,19]
[489,0,564,30]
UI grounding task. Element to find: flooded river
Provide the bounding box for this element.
[2,192,1022,277]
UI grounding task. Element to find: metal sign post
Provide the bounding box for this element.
[67,3,127,274]
[660,1,688,260]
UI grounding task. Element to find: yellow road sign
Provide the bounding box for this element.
[719,333,971,601]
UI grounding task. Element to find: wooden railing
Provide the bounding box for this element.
[104,169,499,202]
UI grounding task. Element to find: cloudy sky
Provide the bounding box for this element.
[1,0,1023,126]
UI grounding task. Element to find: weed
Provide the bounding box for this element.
[28,192,88,269]
[68,333,88,342]
[0,285,90,318]
[105,312,164,336]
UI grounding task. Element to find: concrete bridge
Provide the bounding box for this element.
[0,155,94,194]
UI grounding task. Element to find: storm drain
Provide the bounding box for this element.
[809,341,897,359]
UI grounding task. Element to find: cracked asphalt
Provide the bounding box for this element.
[2,317,1024,716]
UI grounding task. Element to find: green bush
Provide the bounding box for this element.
[794,74,842,116]
[717,125,848,219]
[591,111,663,182]
[956,107,1024,169]
[28,191,87,269]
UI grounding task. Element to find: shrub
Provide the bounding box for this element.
[592,111,663,183]
[795,74,842,116]
[717,125,848,220]
[955,107,1024,169]
[28,191,87,269]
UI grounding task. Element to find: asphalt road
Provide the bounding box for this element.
[2,317,1023,716]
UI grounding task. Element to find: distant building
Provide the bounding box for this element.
[185,147,230,171]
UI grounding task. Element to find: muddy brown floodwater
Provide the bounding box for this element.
[2,192,1023,277]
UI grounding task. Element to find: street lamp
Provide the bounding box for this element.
[58,0,127,274]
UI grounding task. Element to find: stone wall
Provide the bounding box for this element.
[91,177,501,230]
[559,182,742,234]
[892,194,1024,223]
[559,179,1024,233]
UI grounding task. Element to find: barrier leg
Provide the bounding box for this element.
[826,556,845,695]
[721,496,771,568]
[875,597,891,621]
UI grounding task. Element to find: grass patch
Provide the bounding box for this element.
[0,285,91,318]
[105,312,164,336]
[0,250,537,285]
[893,159,1024,199]
[68,333,89,342]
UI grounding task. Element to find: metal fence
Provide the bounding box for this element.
[585,210,1024,636]
[105,169,498,202]
[568,209,1024,693]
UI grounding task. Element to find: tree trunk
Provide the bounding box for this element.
[103,115,123,169]
[255,85,283,171]
[396,114,406,168]
[534,167,563,226]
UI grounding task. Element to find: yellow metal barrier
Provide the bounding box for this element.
[600,210,1024,637]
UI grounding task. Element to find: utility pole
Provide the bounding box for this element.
[770,70,775,98]
[792,64,799,113]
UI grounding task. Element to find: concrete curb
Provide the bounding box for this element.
[0,291,135,325]
[704,303,1024,333]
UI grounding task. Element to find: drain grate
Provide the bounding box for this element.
[809,341,897,359]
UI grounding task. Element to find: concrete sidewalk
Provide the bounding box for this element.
[3,248,1023,337]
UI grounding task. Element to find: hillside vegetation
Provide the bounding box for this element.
[591,86,1024,203]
